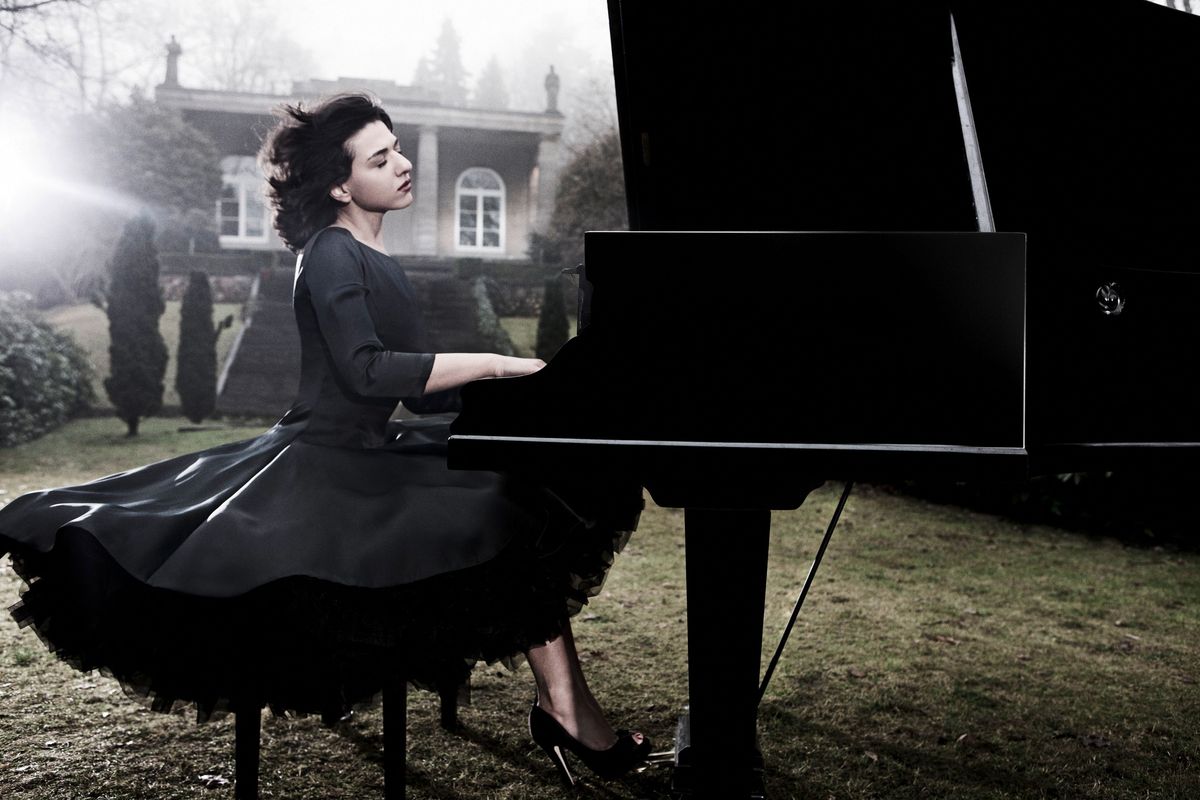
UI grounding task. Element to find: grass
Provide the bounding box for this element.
[499,317,537,357]
[44,302,244,412]
[1,421,1198,799]
[0,417,269,496]
[499,316,577,359]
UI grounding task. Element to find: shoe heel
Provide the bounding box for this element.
[538,740,575,788]
[530,703,577,787]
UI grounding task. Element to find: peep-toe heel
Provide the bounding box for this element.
[528,703,651,786]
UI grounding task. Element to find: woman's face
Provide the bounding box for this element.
[331,119,414,213]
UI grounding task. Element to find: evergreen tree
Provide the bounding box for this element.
[175,270,226,424]
[82,95,223,252]
[413,56,435,89]
[423,18,469,106]
[536,276,570,361]
[536,129,628,268]
[103,216,168,436]
[473,55,509,109]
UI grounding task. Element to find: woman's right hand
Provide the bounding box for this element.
[493,355,546,378]
[424,353,545,393]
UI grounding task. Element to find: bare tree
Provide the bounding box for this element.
[179,0,313,94]
[0,0,160,113]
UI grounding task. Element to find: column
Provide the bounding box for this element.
[415,125,439,255]
[534,133,562,235]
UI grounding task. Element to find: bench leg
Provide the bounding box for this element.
[437,675,468,731]
[384,676,407,799]
[234,708,260,800]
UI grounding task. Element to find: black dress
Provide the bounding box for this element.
[0,226,641,721]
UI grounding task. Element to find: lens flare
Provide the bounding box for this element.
[0,110,144,252]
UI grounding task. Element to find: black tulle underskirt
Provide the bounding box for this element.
[6,512,631,723]
[1,411,640,723]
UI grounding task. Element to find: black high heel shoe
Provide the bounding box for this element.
[528,703,652,787]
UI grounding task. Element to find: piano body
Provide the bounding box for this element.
[449,1,1200,797]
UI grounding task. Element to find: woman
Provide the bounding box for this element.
[0,92,648,786]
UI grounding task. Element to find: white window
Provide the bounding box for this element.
[455,168,505,252]
[217,156,270,246]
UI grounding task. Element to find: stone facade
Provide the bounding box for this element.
[155,41,566,263]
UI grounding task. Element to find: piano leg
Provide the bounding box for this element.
[677,508,770,800]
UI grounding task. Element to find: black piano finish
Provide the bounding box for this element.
[450,2,1200,797]
[452,231,1029,500]
[950,0,1200,451]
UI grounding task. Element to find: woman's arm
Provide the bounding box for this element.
[423,353,545,394]
[302,228,544,398]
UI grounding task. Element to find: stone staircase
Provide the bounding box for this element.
[216,265,487,417]
[216,268,301,418]
[409,269,486,353]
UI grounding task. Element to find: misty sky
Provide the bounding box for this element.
[280,0,612,92]
[0,0,617,119]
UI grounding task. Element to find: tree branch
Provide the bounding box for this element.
[1,1,82,14]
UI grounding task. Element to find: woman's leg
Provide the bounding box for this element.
[525,620,645,751]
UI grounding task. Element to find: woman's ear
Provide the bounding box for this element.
[329,183,351,204]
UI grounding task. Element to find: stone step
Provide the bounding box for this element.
[218,272,490,417]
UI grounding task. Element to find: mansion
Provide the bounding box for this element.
[155,38,565,260]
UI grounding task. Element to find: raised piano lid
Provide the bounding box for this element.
[607,0,978,233]
[950,0,1200,463]
[603,0,1200,468]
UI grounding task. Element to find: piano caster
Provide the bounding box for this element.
[670,709,767,800]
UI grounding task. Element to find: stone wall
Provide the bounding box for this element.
[160,274,255,303]
[157,250,296,303]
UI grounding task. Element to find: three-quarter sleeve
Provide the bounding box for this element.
[300,229,434,398]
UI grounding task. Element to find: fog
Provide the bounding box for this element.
[0,0,615,117]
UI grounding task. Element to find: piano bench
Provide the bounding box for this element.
[231,675,465,799]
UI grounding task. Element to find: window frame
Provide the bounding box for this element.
[454,167,506,254]
[217,156,271,246]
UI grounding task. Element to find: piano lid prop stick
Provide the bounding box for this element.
[758,481,855,704]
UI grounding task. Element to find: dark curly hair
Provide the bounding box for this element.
[259,93,394,252]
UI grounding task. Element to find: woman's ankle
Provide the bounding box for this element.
[535,690,618,749]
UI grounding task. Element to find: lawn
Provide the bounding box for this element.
[45,302,244,412]
[1,419,1197,799]
[499,315,577,359]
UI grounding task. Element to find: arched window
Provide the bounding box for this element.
[217,156,269,245]
[455,168,505,252]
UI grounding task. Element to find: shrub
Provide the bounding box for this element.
[473,277,515,357]
[176,271,229,424]
[535,276,570,361]
[903,471,1200,550]
[104,216,168,436]
[0,293,95,448]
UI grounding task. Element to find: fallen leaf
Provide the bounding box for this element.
[1015,653,1032,662]
[864,750,878,762]
[198,774,231,788]
[956,733,976,746]
[847,667,866,679]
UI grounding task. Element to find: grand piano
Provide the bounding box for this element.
[449,1,1200,797]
